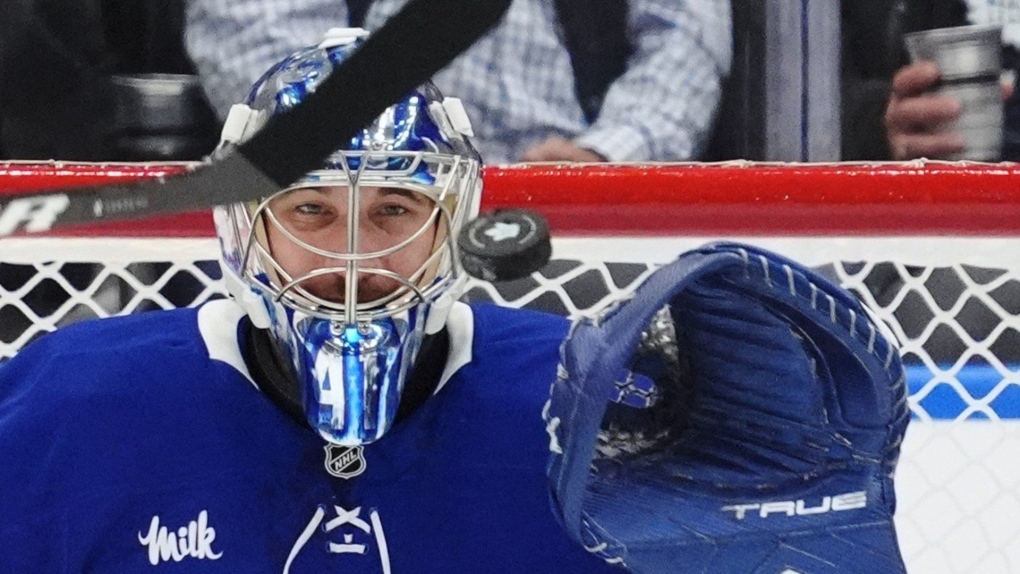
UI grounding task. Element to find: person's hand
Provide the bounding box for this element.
[884,62,963,159]
[520,136,606,162]
[884,61,1014,160]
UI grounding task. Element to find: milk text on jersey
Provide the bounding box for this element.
[138,510,223,565]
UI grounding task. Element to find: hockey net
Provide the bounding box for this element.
[1,161,1018,572]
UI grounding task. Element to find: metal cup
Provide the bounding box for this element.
[904,25,1003,161]
[109,74,219,161]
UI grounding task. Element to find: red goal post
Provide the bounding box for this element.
[3,159,1019,233]
[1,160,1018,573]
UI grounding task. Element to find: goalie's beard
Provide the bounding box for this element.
[293,270,407,306]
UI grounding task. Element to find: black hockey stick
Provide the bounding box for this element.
[0,0,510,237]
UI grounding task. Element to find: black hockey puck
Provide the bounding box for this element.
[457,209,552,281]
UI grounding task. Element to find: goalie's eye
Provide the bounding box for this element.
[295,202,329,216]
[375,204,410,218]
[365,188,436,237]
[284,200,338,233]
[269,188,340,233]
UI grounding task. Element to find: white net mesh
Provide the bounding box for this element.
[0,238,223,356]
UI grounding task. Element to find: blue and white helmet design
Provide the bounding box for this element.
[214,28,482,445]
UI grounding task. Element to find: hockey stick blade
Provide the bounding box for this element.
[0,0,510,237]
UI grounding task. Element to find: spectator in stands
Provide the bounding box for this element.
[184,0,732,164]
[841,0,1019,161]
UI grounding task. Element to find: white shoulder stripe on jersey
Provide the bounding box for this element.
[197,299,257,388]
[435,301,474,394]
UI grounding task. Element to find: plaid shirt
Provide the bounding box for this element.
[185,0,731,163]
[963,0,1020,48]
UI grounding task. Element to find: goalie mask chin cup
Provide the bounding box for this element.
[213,32,482,446]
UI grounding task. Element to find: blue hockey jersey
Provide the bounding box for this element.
[0,300,621,573]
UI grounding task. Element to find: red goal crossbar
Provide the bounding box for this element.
[1,161,1019,237]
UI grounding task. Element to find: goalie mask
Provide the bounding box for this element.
[214,29,482,446]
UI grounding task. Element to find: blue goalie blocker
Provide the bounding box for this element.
[545,242,910,574]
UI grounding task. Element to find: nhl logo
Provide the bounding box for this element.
[324,444,367,479]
